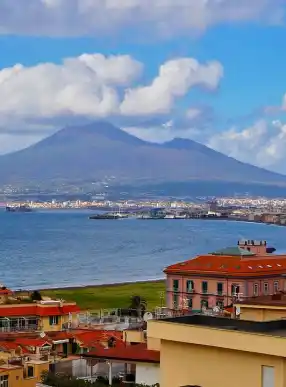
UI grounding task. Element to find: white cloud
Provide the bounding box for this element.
[0,53,223,154]
[0,0,283,37]
[120,58,223,116]
[0,53,142,120]
[0,54,222,126]
[207,120,286,173]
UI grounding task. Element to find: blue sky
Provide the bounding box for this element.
[1,1,286,173]
[1,25,285,120]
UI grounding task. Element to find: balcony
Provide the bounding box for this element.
[0,324,41,333]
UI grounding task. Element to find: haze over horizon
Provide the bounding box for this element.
[1,1,286,173]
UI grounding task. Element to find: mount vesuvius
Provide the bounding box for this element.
[0,121,285,187]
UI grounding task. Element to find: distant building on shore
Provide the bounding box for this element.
[164,239,286,311]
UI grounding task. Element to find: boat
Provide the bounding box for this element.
[111,206,129,219]
[138,208,166,219]
[6,205,33,213]
[164,214,175,219]
[174,214,188,219]
[89,213,120,220]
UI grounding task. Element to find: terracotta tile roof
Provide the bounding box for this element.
[0,341,31,354]
[74,330,123,348]
[0,303,80,317]
[0,289,12,295]
[15,338,51,348]
[0,342,21,350]
[164,254,286,277]
[83,343,160,363]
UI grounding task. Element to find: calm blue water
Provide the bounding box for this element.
[0,210,286,289]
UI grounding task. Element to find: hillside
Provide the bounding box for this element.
[0,121,285,186]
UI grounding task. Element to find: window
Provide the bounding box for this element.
[49,316,59,326]
[186,280,194,293]
[261,366,274,387]
[173,293,179,309]
[187,297,193,308]
[0,375,8,387]
[27,366,34,378]
[231,284,240,295]
[274,281,279,293]
[264,283,269,295]
[254,283,259,296]
[202,281,208,294]
[201,299,208,309]
[173,279,179,292]
[217,282,223,295]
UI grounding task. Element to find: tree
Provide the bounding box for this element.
[31,290,42,301]
[129,295,147,318]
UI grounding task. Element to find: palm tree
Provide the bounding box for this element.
[129,295,147,318]
[31,290,42,301]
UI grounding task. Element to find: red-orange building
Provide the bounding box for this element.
[164,239,286,311]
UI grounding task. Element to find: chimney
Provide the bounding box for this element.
[238,240,268,256]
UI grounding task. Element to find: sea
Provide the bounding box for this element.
[1,209,286,290]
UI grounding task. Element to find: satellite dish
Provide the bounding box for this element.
[235,306,241,316]
[143,312,153,322]
[40,332,46,338]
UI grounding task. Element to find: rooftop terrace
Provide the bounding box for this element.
[237,292,286,306]
[163,314,286,337]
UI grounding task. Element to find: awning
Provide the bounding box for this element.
[52,339,69,344]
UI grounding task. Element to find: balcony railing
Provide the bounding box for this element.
[0,324,39,333]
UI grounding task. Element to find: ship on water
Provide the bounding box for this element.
[5,205,33,213]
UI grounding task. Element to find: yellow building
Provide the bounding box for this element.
[0,360,49,387]
[235,293,286,321]
[0,300,80,332]
[148,314,286,387]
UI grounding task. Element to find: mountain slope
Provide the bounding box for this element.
[0,121,285,186]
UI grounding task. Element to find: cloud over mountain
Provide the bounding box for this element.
[120,59,223,116]
[0,53,223,131]
[0,0,283,38]
[207,120,286,174]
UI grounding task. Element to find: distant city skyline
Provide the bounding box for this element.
[1,1,286,173]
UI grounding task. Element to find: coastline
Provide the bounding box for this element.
[38,278,165,292]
